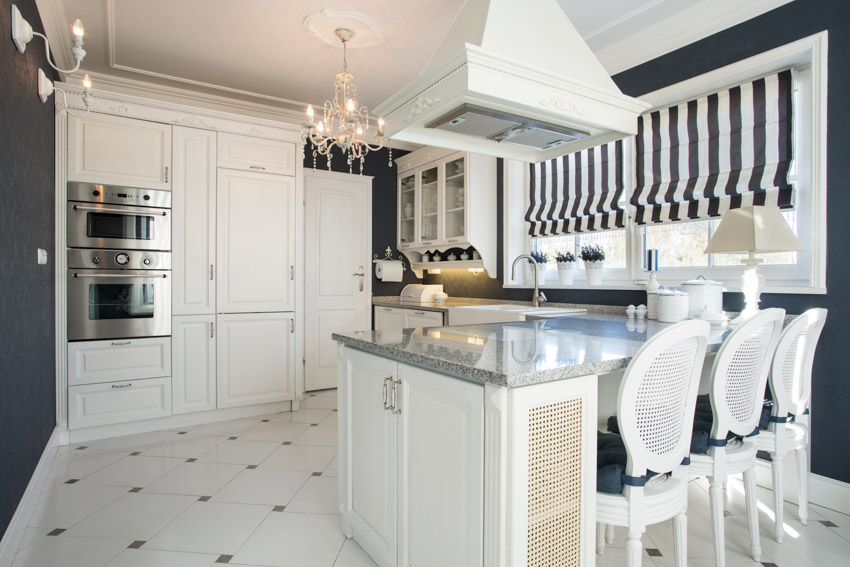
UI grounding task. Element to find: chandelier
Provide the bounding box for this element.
[302,27,389,174]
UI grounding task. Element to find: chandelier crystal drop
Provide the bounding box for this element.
[301,27,388,174]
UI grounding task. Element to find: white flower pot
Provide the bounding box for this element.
[536,263,547,283]
[584,261,604,285]
[557,262,576,285]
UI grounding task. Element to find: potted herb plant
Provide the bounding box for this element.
[555,250,577,285]
[529,251,550,283]
[580,244,605,285]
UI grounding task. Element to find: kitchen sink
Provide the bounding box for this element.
[447,304,586,326]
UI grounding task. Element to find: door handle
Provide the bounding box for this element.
[353,266,365,292]
[382,377,393,410]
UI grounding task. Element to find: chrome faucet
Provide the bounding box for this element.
[511,254,547,308]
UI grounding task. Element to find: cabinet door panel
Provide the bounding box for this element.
[398,364,484,567]
[373,306,406,331]
[216,170,295,312]
[172,127,216,315]
[216,313,294,408]
[403,310,443,329]
[217,133,295,176]
[68,113,171,190]
[69,377,171,429]
[172,315,216,414]
[340,348,397,567]
[68,337,171,386]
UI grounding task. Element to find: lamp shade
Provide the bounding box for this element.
[704,206,803,254]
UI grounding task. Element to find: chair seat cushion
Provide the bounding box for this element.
[596,432,665,493]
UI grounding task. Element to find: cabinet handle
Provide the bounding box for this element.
[382,377,392,410]
[290,266,295,280]
[391,380,402,414]
[110,341,131,346]
[250,165,267,171]
[290,319,295,333]
[353,266,365,292]
[422,241,434,246]
[448,239,459,243]
[111,383,132,389]
[164,166,169,183]
[413,311,425,315]
[210,264,214,281]
[210,322,214,338]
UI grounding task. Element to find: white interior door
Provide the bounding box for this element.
[305,172,372,391]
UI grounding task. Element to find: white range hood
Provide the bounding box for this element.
[375,0,651,163]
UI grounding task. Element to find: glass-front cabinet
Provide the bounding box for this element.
[395,148,497,277]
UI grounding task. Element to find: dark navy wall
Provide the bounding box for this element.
[370,1,849,483]
[0,0,59,536]
[612,0,847,484]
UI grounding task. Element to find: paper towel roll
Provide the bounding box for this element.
[375,260,403,282]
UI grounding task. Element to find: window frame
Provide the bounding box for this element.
[503,31,828,295]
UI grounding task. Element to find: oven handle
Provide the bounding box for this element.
[72,204,168,217]
[72,273,168,279]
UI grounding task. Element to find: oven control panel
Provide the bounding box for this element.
[67,249,172,270]
[67,182,172,209]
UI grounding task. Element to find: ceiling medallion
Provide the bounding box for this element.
[301,27,388,174]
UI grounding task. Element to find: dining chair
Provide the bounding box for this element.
[596,319,710,567]
[687,308,785,567]
[757,308,827,543]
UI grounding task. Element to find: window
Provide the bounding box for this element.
[505,32,827,293]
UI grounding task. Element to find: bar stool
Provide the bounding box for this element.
[687,308,785,567]
[757,308,827,543]
[596,319,710,567]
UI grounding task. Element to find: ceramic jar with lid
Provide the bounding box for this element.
[656,290,690,323]
[680,276,723,317]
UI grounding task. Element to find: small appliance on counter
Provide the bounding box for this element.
[400,284,445,304]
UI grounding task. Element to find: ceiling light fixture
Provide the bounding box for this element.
[11,4,87,74]
[301,27,388,174]
[38,70,94,117]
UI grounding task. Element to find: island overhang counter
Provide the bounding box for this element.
[332,314,727,567]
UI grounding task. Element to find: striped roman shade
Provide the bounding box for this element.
[632,69,794,225]
[525,140,626,236]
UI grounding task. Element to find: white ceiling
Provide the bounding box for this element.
[45,0,793,116]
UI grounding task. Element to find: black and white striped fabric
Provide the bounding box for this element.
[525,140,626,236]
[632,69,794,225]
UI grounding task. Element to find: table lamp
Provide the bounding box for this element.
[704,205,802,325]
[645,249,660,291]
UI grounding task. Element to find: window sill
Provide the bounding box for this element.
[503,282,826,295]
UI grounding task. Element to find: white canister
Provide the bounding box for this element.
[680,276,723,317]
[656,290,690,323]
[646,290,660,320]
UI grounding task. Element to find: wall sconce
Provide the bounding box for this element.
[11,4,86,73]
[38,69,94,117]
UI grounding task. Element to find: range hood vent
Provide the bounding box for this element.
[375,0,651,162]
[427,104,589,150]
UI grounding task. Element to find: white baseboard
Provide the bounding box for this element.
[0,428,60,567]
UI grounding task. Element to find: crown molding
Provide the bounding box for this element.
[34,0,74,77]
[595,0,795,75]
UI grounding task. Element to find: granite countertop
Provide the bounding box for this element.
[371,296,626,315]
[333,313,728,388]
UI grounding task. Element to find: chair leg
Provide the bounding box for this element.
[673,509,688,567]
[722,479,729,512]
[605,522,616,544]
[596,522,605,555]
[709,477,727,567]
[796,447,809,525]
[743,468,762,562]
[626,530,644,567]
[772,456,785,543]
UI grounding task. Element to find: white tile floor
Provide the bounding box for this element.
[13,388,850,567]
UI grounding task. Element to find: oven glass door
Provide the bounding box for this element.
[67,270,171,341]
[67,202,170,251]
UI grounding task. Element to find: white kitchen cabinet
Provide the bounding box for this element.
[217,132,296,176]
[172,315,216,414]
[216,169,296,313]
[398,364,484,567]
[68,337,171,386]
[216,312,295,409]
[339,347,484,567]
[373,306,444,331]
[172,127,216,315]
[69,377,172,429]
[340,348,398,567]
[68,113,172,190]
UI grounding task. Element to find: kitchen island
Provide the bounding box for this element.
[332,315,727,567]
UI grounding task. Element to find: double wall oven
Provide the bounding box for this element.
[67,182,172,341]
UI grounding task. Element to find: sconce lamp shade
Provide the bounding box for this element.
[704,206,803,255]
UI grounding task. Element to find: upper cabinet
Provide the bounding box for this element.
[68,113,172,190]
[217,132,296,176]
[396,148,497,277]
